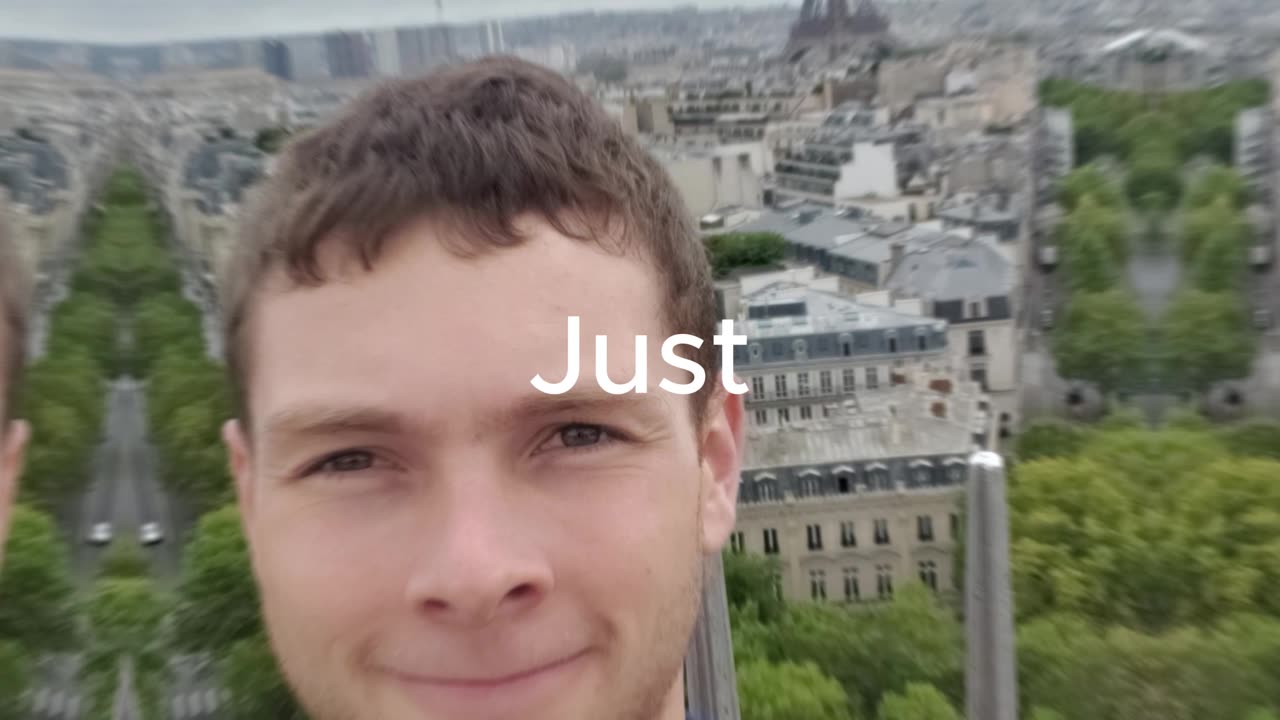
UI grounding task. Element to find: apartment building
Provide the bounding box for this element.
[730,375,988,603]
[731,277,953,432]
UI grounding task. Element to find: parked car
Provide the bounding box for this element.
[139,522,164,546]
[87,522,112,546]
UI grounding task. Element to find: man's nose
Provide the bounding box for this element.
[402,464,554,628]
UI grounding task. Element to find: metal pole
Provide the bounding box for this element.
[965,450,1019,720]
[685,551,742,720]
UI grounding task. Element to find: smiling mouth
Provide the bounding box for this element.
[388,649,590,691]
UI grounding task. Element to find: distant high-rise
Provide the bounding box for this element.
[283,36,330,82]
[483,20,506,55]
[262,40,292,81]
[324,31,372,79]
[397,25,456,76]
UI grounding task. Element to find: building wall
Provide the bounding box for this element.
[833,141,897,199]
[733,485,964,602]
[658,147,765,217]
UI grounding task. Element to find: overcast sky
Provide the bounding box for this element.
[0,0,787,44]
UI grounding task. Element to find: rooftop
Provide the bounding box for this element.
[885,232,1015,299]
[743,383,982,470]
[740,281,946,338]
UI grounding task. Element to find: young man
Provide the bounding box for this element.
[220,56,745,720]
[0,218,32,567]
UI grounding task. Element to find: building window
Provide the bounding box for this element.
[918,515,935,542]
[810,570,827,601]
[779,407,791,425]
[951,513,960,541]
[888,336,898,353]
[797,372,811,397]
[800,405,813,420]
[874,518,890,545]
[917,335,927,351]
[754,409,768,425]
[968,329,986,357]
[919,561,939,591]
[877,564,894,599]
[775,374,789,399]
[842,368,857,392]
[840,521,856,547]
[763,528,780,554]
[730,531,745,553]
[806,524,824,551]
[819,370,833,395]
[794,339,807,358]
[947,463,965,484]
[749,344,762,360]
[751,376,766,397]
[836,470,855,494]
[971,366,988,392]
[841,337,853,356]
[844,567,860,601]
[969,301,983,319]
[866,367,879,389]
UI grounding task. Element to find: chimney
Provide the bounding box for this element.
[890,241,905,271]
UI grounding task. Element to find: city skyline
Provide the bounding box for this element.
[0,0,791,44]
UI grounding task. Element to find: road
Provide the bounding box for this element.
[71,378,182,586]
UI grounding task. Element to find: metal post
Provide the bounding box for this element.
[685,551,742,720]
[965,451,1019,720]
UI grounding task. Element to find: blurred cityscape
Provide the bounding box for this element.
[2,0,1280,718]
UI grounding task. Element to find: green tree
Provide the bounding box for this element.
[771,584,962,716]
[1053,290,1147,392]
[221,633,307,719]
[877,683,960,720]
[172,506,262,653]
[1161,290,1255,390]
[706,232,788,278]
[99,541,151,579]
[1059,195,1129,264]
[1058,166,1126,212]
[1015,420,1094,462]
[1124,151,1183,210]
[1182,196,1251,263]
[0,639,32,717]
[0,505,77,653]
[1192,225,1247,292]
[739,659,856,720]
[1064,227,1117,293]
[1218,419,1280,460]
[1186,166,1251,210]
[724,551,785,623]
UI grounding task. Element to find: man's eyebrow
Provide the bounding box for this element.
[258,388,672,443]
[260,404,411,441]
[479,387,673,435]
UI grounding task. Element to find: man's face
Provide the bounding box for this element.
[224,215,743,720]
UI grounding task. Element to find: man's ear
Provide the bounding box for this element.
[698,384,745,555]
[222,419,256,530]
[0,419,30,566]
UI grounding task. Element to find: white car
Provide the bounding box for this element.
[139,522,164,546]
[87,522,112,546]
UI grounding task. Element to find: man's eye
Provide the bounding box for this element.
[560,424,604,448]
[315,450,375,474]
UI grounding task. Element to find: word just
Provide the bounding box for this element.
[531,316,750,395]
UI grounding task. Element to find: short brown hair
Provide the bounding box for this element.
[223,56,719,426]
[0,212,31,420]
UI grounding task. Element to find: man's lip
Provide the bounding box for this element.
[385,649,590,690]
